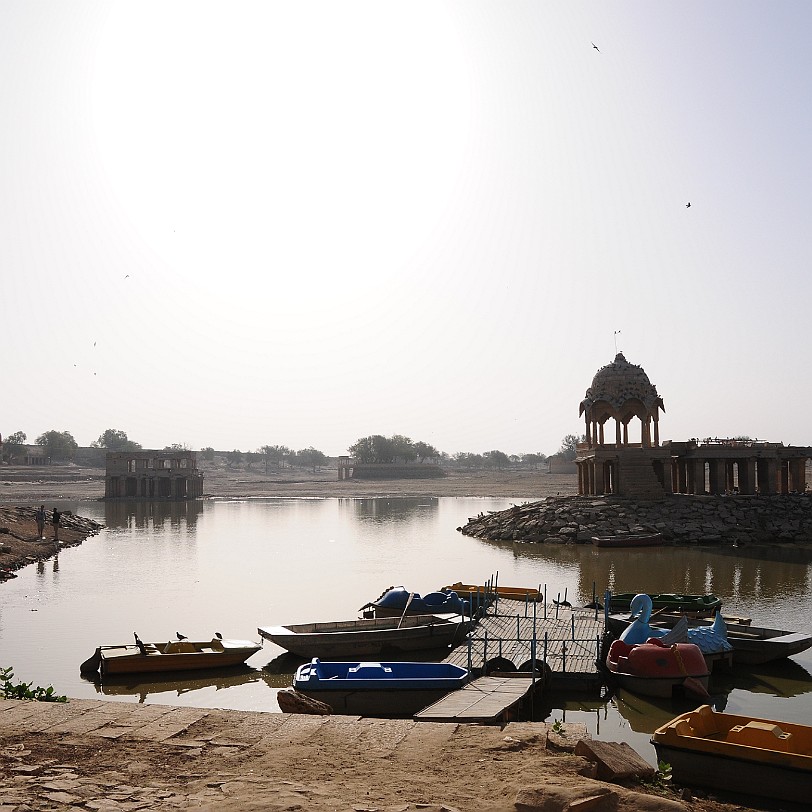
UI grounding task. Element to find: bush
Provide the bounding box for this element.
[1,666,67,702]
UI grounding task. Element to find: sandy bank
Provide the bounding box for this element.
[0,697,754,812]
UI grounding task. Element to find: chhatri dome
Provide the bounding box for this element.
[579,353,665,447]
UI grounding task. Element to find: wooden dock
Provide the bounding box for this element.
[414,674,541,723]
[444,600,604,693]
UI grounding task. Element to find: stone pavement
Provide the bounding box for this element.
[0,698,691,812]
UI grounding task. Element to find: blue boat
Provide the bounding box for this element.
[292,658,469,716]
[360,586,467,618]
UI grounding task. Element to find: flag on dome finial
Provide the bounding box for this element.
[614,330,622,354]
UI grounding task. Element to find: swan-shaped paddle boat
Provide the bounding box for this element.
[620,593,732,656]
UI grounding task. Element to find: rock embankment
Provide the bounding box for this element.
[459,494,812,546]
[0,506,102,580]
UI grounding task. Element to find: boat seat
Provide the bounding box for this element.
[347,663,392,679]
[727,721,793,752]
[688,704,720,736]
[163,641,196,654]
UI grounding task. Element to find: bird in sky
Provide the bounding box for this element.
[686,202,691,208]
[592,42,600,52]
[124,274,129,278]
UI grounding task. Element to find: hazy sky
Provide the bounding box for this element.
[4,2,811,458]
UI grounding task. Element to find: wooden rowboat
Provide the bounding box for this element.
[258,613,471,659]
[608,592,722,616]
[440,582,543,602]
[591,532,664,548]
[80,637,261,677]
[652,704,812,804]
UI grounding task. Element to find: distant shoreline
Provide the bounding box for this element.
[0,464,579,502]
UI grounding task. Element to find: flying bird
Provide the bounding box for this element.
[124,274,130,278]
[686,202,691,208]
[176,631,188,641]
[592,42,600,52]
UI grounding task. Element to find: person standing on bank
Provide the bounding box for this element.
[52,508,61,542]
[35,505,46,539]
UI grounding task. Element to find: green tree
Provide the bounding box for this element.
[297,447,327,473]
[2,431,27,463]
[258,444,292,472]
[484,450,510,469]
[522,452,548,469]
[453,452,484,468]
[36,430,78,462]
[559,434,584,461]
[413,441,439,463]
[199,447,215,461]
[348,435,394,464]
[390,434,416,464]
[226,449,243,467]
[348,436,375,463]
[91,429,142,452]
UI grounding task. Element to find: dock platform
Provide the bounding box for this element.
[444,599,605,693]
[414,674,540,723]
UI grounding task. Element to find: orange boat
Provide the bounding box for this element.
[605,638,710,699]
[652,705,812,804]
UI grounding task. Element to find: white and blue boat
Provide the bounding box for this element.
[292,658,469,716]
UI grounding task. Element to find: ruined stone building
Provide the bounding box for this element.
[104,450,204,500]
[576,353,810,499]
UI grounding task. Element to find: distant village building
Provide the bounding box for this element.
[576,353,810,498]
[21,445,47,465]
[104,450,204,500]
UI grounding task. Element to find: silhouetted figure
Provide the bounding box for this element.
[592,42,600,52]
[176,632,188,641]
[214,632,223,640]
[133,633,147,655]
[686,202,691,208]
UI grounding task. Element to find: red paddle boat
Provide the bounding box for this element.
[606,637,710,699]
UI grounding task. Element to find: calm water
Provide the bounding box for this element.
[2,496,812,764]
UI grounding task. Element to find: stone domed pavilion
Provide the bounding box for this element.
[575,355,810,499]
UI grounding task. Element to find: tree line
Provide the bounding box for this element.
[1,427,584,470]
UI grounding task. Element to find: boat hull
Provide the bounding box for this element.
[652,705,812,804]
[97,639,261,676]
[258,613,471,659]
[440,583,543,602]
[606,613,812,665]
[606,639,710,698]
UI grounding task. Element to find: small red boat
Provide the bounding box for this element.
[606,638,710,699]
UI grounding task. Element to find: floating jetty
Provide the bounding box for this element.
[444,598,604,694]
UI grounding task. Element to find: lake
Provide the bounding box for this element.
[2,496,811,764]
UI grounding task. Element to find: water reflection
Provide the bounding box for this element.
[87,665,274,703]
[474,538,812,616]
[103,500,204,531]
[711,658,812,699]
[340,497,439,524]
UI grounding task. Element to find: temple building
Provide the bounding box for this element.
[576,354,810,498]
[104,450,204,500]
